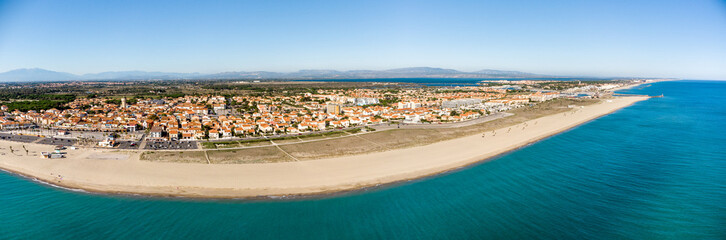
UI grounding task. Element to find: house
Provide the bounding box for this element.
[403,114,421,123]
[181,132,193,140]
[234,127,245,136]
[222,128,233,138]
[286,127,298,133]
[349,117,362,125]
[314,121,326,130]
[168,129,179,140]
[194,130,205,140]
[241,124,255,131]
[209,129,220,139]
[461,112,481,120]
[150,126,163,139]
[258,124,273,133]
[125,123,137,132]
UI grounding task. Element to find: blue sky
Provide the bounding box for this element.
[1,0,725,79]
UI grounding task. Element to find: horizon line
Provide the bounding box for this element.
[1,66,701,81]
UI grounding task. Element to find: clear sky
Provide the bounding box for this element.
[1,0,725,79]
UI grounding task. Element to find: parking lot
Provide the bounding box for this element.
[2,130,143,141]
[144,141,198,150]
[37,137,77,146]
[116,141,141,149]
[0,133,41,143]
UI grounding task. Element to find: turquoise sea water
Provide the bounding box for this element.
[1,80,725,239]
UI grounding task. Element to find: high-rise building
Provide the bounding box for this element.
[326,104,341,114]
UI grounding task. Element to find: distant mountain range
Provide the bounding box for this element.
[0,67,549,82]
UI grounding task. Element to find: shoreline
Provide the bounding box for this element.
[0,96,650,200]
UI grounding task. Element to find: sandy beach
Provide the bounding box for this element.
[0,96,649,199]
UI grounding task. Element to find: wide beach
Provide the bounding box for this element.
[0,96,649,198]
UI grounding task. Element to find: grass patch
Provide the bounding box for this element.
[345,128,362,134]
[278,135,383,160]
[271,138,302,144]
[140,151,207,163]
[202,129,358,149]
[207,147,292,164]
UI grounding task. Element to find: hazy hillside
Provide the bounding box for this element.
[0,68,80,82]
[0,67,547,82]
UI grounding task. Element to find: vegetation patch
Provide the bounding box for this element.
[140,151,208,163]
[207,147,292,164]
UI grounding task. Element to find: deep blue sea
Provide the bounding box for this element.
[1,80,725,239]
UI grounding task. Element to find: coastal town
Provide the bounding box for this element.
[0,79,645,153]
[0,78,654,198]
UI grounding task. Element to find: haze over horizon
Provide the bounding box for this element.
[1,0,725,80]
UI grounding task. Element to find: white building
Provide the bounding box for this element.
[355,98,379,106]
[396,101,421,109]
[403,114,421,123]
[442,99,482,109]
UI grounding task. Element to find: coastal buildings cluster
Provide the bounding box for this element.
[0,81,627,143]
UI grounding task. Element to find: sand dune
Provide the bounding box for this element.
[0,96,649,198]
